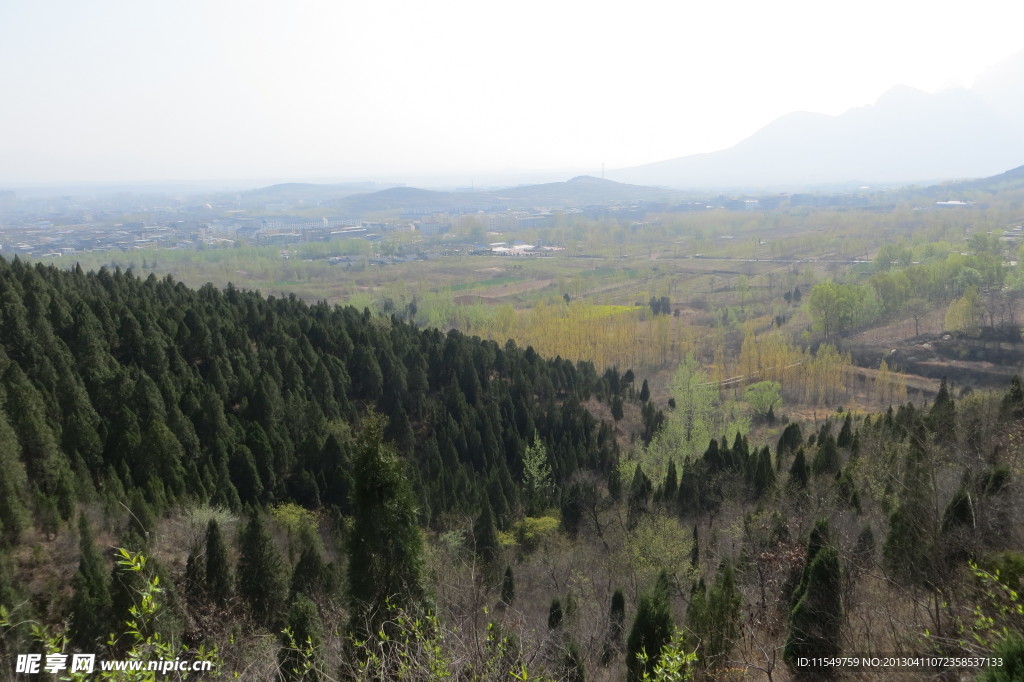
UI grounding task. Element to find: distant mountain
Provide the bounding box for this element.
[918,163,1024,197]
[333,175,677,215]
[491,175,673,205]
[239,182,398,205]
[609,50,1024,190]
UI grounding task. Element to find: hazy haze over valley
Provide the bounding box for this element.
[2,1,1024,191]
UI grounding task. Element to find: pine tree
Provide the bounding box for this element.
[784,520,843,675]
[837,413,853,449]
[627,464,652,529]
[291,527,335,601]
[611,396,624,422]
[789,447,809,489]
[473,499,501,571]
[347,414,426,640]
[883,445,942,588]
[776,422,803,471]
[278,593,324,681]
[0,405,30,541]
[1000,375,1024,420]
[689,562,742,672]
[204,519,232,606]
[751,446,775,497]
[237,513,288,627]
[929,377,956,442]
[548,597,564,629]
[559,637,586,682]
[501,566,515,606]
[663,460,679,504]
[602,588,627,665]
[184,546,204,602]
[812,434,839,475]
[69,515,113,649]
[626,571,673,681]
[126,490,154,546]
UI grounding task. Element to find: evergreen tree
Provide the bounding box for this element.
[548,597,564,630]
[501,566,515,606]
[347,414,426,640]
[126,490,154,546]
[1000,375,1024,420]
[291,527,336,601]
[0,405,30,541]
[626,571,673,681]
[69,515,113,649]
[776,422,803,471]
[184,546,204,602]
[204,519,232,606]
[237,513,288,627]
[751,446,775,497]
[688,562,742,672]
[602,588,626,665]
[929,377,956,441]
[837,413,853,449]
[473,499,501,571]
[278,593,324,681]
[811,434,839,475]
[789,447,809,489]
[784,521,843,675]
[559,637,586,682]
[611,396,624,422]
[883,445,942,588]
[639,379,650,403]
[627,464,652,529]
[663,460,679,504]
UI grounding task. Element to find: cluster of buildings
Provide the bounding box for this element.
[0,199,573,259]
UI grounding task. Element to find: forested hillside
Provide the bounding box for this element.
[0,256,618,525]
[2,255,1024,680]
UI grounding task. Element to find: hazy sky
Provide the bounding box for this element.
[2,0,1023,186]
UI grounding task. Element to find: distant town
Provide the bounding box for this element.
[0,179,976,262]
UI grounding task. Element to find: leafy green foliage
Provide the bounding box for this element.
[745,381,781,421]
[522,434,555,516]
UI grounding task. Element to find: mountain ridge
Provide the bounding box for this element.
[608,50,1024,190]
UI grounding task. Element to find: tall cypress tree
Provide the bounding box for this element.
[784,520,843,674]
[205,519,232,606]
[929,377,956,441]
[347,414,426,640]
[789,447,809,489]
[0,404,30,542]
[688,562,742,673]
[473,499,501,572]
[237,513,288,627]
[278,593,324,681]
[626,571,673,681]
[501,566,516,606]
[602,588,627,665]
[69,515,113,649]
[291,526,335,601]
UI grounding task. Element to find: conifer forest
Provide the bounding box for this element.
[3,181,1024,681]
